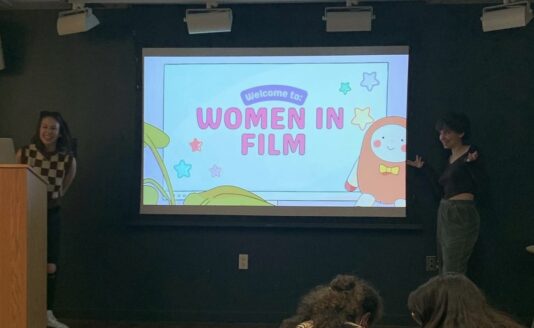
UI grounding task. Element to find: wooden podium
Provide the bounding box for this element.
[0,165,47,328]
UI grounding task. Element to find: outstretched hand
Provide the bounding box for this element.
[407,155,425,168]
[466,151,479,162]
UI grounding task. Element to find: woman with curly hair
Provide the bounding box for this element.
[408,273,525,328]
[280,274,383,328]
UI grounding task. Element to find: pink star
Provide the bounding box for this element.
[189,138,203,152]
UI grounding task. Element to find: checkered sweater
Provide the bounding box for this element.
[20,144,73,208]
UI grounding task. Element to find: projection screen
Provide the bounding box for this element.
[142,46,409,217]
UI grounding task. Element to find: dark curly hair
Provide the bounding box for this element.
[434,112,471,141]
[31,111,74,156]
[408,273,524,328]
[280,275,383,328]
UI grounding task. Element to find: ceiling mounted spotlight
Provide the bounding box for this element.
[184,1,232,35]
[323,0,375,32]
[57,2,100,36]
[481,0,532,32]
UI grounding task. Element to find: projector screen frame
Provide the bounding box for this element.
[141,46,410,221]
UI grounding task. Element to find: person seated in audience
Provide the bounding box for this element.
[280,274,383,328]
[408,273,525,328]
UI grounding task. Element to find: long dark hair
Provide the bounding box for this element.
[280,275,383,328]
[31,111,74,155]
[408,274,524,328]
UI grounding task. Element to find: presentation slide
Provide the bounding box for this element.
[142,47,409,217]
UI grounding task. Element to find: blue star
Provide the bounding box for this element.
[173,160,192,178]
[360,72,380,91]
[339,82,352,95]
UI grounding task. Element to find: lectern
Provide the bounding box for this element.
[0,165,47,328]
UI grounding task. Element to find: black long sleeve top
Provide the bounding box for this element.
[421,146,485,200]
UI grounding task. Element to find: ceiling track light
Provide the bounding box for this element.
[323,0,375,32]
[481,0,533,32]
[184,1,233,35]
[57,1,100,36]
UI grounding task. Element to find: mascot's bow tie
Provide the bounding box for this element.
[379,164,400,175]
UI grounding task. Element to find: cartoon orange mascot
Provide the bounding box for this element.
[345,116,406,207]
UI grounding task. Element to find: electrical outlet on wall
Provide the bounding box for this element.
[238,253,248,270]
[425,255,439,272]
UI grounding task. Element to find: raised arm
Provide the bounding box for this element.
[407,155,425,168]
[62,157,77,196]
[408,154,442,200]
[465,148,487,196]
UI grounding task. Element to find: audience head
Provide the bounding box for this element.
[280,274,382,328]
[435,112,471,141]
[31,111,73,154]
[408,273,524,328]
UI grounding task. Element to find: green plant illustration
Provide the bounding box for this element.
[184,185,273,206]
[143,122,176,205]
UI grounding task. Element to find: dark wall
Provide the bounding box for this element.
[1,2,534,325]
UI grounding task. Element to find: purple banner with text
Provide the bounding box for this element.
[240,85,308,106]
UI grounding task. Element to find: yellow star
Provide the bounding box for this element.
[351,107,374,130]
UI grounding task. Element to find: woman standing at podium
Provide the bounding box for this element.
[16,111,76,328]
